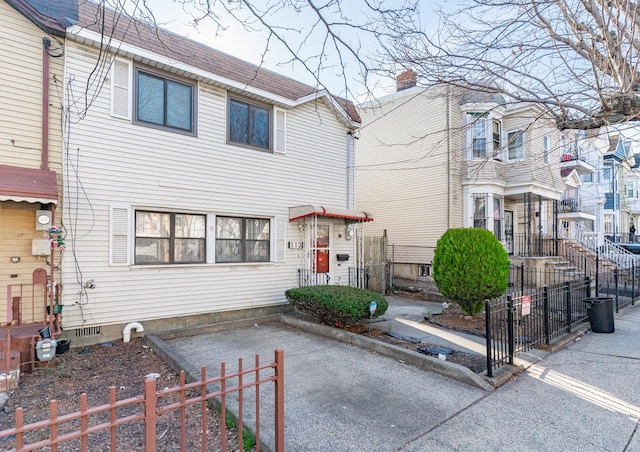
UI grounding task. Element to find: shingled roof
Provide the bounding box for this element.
[73,0,360,123]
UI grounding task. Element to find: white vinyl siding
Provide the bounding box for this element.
[61,42,355,329]
[110,58,132,119]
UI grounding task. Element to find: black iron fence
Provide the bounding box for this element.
[487,265,638,377]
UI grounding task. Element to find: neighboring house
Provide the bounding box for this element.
[598,131,640,242]
[557,129,602,238]
[39,0,366,345]
[356,72,570,280]
[0,0,70,334]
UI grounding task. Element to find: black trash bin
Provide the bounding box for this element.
[583,297,615,333]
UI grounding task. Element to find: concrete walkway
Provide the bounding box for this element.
[148,296,640,451]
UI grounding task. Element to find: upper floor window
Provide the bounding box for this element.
[135,211,205,264]
[603,166,614,193]
[216,216,270,262]
[507,130,524,159]
[135,70,194,133]
[471,116,487,158]
[492,120,501,155]
[543,135,550,164]
[229,98,270,150]
[467,113,502,161]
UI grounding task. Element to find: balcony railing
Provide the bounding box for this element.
[559,197,596,215]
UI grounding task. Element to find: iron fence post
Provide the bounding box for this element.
[585,275,591,298]
[595,254,600,297]
[565,281,571,333]
[485,300,493,378]
[520,263,525,295]
[507,295,515,366]
[614,268,619,313]
[633,263,636,306]
[543,285,550,345]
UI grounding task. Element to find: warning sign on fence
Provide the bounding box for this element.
[522,295,531,316]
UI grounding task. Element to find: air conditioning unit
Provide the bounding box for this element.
[35,210,52,231]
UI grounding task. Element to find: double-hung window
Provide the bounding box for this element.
[135,211,205,264]
[472,194,488,229]
[471,115,487,159]
[228,98,270,150]
[216,217,270,262]
[493,197,503,240]
[507,130,524,159]
[135,70,194,133]
[543,135,550,164]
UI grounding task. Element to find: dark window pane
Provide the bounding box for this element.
[166,80,192,130]
[217,217,241,239]
[137,73,164,125]
[251,106,269,148]
[135,238,170,264]
[174,238,205,263]
[229,100,249,144]
[246,219,270,240]
[246,241,269,262]
[136,211,170,237]
[216,239,242,262]
[175,214,205,238]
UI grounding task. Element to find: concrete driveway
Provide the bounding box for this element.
[150,319,488,451]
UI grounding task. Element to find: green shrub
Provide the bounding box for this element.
[285,285,388,326]
[432,228,509,316]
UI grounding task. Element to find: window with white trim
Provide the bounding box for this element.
[472,194,488,229]
[471,115,487,159]
[135,211,205,264]
[228,98,270,150]
[134,69,195,134]
[507,130,524,159]
[467,112,502,161]
[493,197,503,240]
[543,135,550,164]
[216,216,270,262]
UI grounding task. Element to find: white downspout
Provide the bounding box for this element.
[123,322,144,343]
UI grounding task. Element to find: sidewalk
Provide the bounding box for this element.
[401,302,640,451]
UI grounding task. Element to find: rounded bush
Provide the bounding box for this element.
[432,228,509,316]
[285,285,388,326]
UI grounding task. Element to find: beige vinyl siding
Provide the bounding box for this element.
[0,203,47,321]
[357,86,462,261]
[60,44,355,328]
[0,2,64,174]
[502,110,565,196]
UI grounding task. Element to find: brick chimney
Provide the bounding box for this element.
[396,69,417,91]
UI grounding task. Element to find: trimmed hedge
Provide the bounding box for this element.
[285,285,388,326]
[433,228,509,316]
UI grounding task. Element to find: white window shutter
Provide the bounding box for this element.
[111,58,132,120]
[274,109,286,154]
[110,206,130,265]
[275,218,286,262]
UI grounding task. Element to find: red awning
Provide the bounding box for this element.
[0,165,58,204]
[289,205,374,223]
